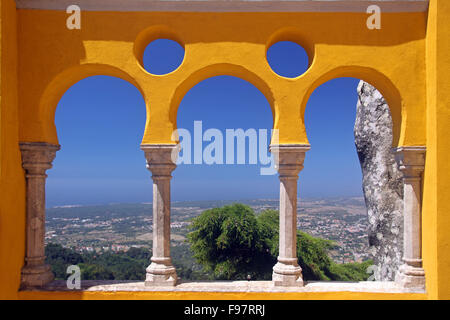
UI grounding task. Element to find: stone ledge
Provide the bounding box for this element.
[24,280,425,294]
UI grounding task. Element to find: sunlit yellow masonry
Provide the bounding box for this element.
[1,0,449,299]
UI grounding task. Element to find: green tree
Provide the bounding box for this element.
[328,260,373,281]
[188,205,372,281]
[188,204,274,280]
[82,247,151,280]
[79,263,114,280]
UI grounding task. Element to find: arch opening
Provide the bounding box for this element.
[302,77,403,281]
[45,75,154,281]
[301,66,402,147]
[37,64,146,145]
[173,75,278,281]
[169,64,276,134]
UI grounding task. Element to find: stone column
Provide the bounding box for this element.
[270,144,310,287]
[20,142,60,288]
[141,144,179,286]
[394,146,426,289]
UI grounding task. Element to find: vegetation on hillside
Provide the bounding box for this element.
[46,203,372,282]
[46,243,148,280]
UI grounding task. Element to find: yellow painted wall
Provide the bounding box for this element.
[1,0,449,299]
[422,0,439,300]
[16,290,426,300]
[423,0,450,300]
[0,0,26,300]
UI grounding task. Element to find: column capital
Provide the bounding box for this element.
[269,144,310,177]
[19,142,60,173]
[141,144,180,177]
[393,146,426,178]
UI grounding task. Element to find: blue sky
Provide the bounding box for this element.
[46,40,363,206]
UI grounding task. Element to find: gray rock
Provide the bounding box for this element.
[354,81,403,281]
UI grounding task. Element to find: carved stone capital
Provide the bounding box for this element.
[269,144,310,177]
[141,144,179,177]
[20,142,60,175]
[394,146,426,179]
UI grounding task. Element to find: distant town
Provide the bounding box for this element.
[45,197,373,265]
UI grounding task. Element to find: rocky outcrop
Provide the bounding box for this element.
[354,81,403,281]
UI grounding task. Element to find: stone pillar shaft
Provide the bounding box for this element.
[20,142,60,288]
[270,144,310,287]
[395,146,426,289]
[403,177,422,263]
[142,144,179,286]
[279,176,298,259]
[26,172,47,267]
[152,176,171,259]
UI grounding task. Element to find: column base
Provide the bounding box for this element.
[395,264,425,289]
[272,260,304,287]
[21,264,54,288]
[145,260,178,287]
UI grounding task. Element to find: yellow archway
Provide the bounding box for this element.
[302,66,402,147]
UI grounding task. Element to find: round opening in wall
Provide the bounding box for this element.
[266,41,309,78]
[143,39,185,75]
